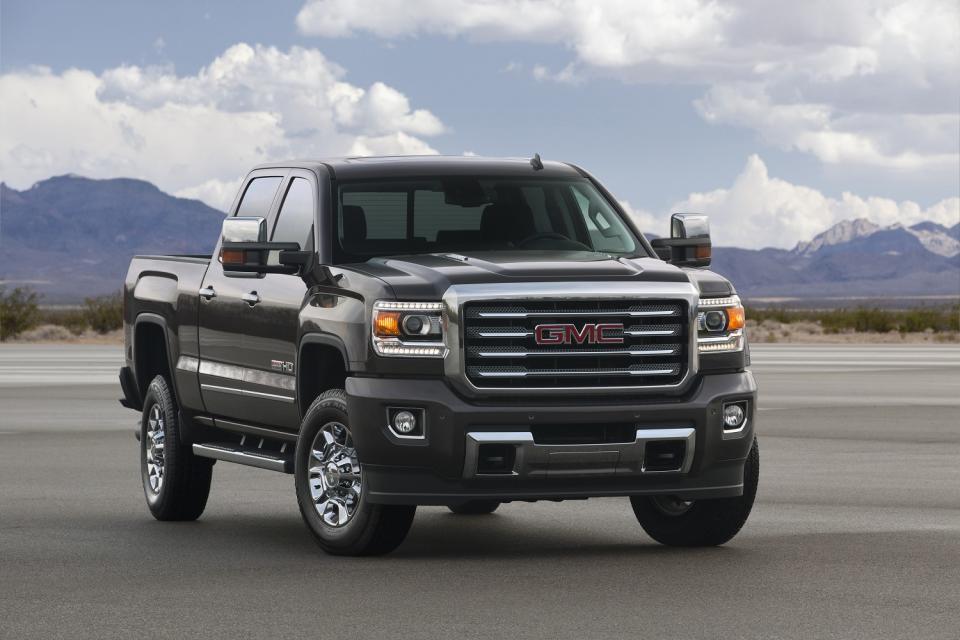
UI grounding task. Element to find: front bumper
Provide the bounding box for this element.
[346,372,757,505]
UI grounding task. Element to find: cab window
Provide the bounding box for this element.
[272,178,314,248]
[236,176,283,218]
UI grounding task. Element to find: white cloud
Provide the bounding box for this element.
[0,43,444,209]
[297,0,960,172]
[667,155,959,249]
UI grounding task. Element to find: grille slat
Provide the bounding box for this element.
[463,300,689,389]
[469,345,680,358]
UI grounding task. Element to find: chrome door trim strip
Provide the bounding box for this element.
[245,388,296,403]
[198,359,295,401]
[176,355,200,372]
[201,383,244,396]
[200,383,295,403]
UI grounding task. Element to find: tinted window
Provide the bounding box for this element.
[571,185,634,253]
[272,178,314,247]
[414,190,485,241]
[236,176,282,217]
[342,191,406,239]
[335,177,639,261]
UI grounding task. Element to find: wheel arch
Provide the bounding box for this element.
[298,333,351,419]
[133,313,178,403]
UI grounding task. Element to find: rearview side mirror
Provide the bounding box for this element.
[650,213,712,268]
[220,216,311,276]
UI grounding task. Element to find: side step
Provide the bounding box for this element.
[193,441,294,474]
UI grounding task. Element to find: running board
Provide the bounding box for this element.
[192,442,294,474]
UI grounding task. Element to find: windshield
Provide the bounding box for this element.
[334,176,642,262]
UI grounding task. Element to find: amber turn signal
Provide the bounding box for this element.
[726,306,745,331]
[374,311,402,337]
[221,248,245,265]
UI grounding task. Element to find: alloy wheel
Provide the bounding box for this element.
[144,403,166,494]
[308,422,362,527]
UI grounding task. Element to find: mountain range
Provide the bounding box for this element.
[1,175,958,303]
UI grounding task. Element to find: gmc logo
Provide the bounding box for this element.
[534,323,624,345]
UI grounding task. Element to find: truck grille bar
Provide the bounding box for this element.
[462,300,689,389]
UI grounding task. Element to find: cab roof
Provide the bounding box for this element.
[251,155,585,180]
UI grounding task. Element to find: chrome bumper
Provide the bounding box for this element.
[463,427,696,479]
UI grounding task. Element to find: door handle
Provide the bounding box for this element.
[242,291,261,306]
[199,286,216,300]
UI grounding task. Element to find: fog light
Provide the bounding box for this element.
[393,410,417,434]
[723,402,746,429]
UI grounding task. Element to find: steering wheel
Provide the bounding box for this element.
[516,232,591,251]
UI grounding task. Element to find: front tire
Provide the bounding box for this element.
[295,389,416,556]
[631,437,759,546]
[140,375,213,521]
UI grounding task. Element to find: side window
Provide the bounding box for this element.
[235,176,283,218]
[272,178,314,248]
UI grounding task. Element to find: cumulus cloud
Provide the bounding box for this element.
[297,0,960,172]
[0,43,444,209]
[666,155,959,249]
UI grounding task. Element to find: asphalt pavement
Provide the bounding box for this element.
[1,343,958,639]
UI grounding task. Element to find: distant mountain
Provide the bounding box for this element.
[1,175,957,302]
[1,175,224,300]
[711,218,960,299]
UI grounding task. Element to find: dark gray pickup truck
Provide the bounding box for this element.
[120,155,758,555]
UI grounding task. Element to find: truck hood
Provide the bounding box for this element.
[343,250,727,300]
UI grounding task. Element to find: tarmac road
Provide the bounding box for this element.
[1,343,958,639]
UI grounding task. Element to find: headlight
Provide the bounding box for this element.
[697,295,745,353]
[372,301,447,358]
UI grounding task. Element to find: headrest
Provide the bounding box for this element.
[481,202,535,244]
[342,205,367,243]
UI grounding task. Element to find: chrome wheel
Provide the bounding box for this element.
[308,422,362,527]
[144,403,166,494]
[650,495,694,516]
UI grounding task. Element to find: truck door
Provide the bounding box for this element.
[239,171,316,431]
[197,171,286,422]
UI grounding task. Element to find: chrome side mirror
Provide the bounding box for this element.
[671,213,710,240]
[220,216,309,276]
[222,216,267,244]
[650,213,712,268]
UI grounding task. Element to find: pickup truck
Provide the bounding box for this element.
[120,155,758,556]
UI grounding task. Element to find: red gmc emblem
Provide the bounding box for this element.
[534,323,624,345]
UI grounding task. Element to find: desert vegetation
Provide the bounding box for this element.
[0,286,123,342]
[747,305,959,343]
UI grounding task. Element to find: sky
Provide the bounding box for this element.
[1,0,958,249]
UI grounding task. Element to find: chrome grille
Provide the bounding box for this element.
[463,300,689,388]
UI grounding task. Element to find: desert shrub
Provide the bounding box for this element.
[38,306,89,335]
[83,293,123,334]
[898,306,959,333]
[820,308,895,333]
[0,286,42,341]
[17,324,76,342]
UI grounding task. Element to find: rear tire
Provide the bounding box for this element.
[448,501,500,515]
[140,375,213,521]
[295,389,416,556]
[631,437,759,546]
